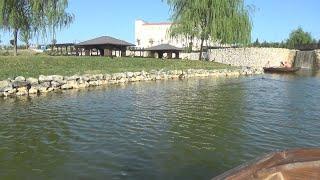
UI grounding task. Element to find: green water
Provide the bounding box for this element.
[1,72,320,179]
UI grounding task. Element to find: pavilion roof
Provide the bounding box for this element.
[145,44,183,51]
[76,36,135,47]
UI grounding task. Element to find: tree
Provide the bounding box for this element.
[286,27,313,49]
[279,41,286,48]
[252,38,260,47]
[19,28,32,49]
[46,0,74,51]
[0,0,74,56]
[0,0,30,55]
[166,0,252,60]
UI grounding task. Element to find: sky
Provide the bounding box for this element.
[1,0,320,45]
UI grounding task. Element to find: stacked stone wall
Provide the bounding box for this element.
[0,68,263,98]
[181,48,297,68]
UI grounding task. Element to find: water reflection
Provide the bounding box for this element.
[0,74,320,179]
[0,96,71,179]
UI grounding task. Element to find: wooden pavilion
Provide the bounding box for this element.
[145,44,183,59]
[75,36,135,57]
[51,43,75,55]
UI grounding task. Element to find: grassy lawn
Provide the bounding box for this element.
[0,54,234,79]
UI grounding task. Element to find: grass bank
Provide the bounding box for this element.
[0,55,234,79]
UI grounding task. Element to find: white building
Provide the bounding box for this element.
[135,19,221,50]
[135,19,192,49]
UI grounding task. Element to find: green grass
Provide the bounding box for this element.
[0,55,234,79]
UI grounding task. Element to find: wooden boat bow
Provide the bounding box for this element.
[213,148,320,180]
[263,67,301,73]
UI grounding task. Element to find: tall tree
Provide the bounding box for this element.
[0,0,30,56]
[46,0,74,50]
[19,28,32,49]
[287,27,313,49]
[166,0,252,60]
[0,0,74,56]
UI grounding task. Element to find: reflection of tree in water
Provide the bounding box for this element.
[0,96,71,179]
[154,78,247,179]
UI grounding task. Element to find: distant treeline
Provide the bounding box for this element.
[250,39,320,50]
[250,27,320,50]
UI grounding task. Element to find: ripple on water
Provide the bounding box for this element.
[0,74,320,179]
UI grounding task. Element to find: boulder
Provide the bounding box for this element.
[15,76,26,82]
[141,71,148,77]
[89,80,101,86]
[28,87,39,94]
[87,75,98,81]
[12,80,30,88]
[112,73,126,80]
[80,75,90,82]
[77,82,89,88]
[3,89,17,97]
[0,81,11,91]
[36,84,49,93]
[51,75,64,82]
[26,78,39,85]
[126,72,134,78]
[149,74,157,80]
[104,74,111,81]
[133,72,141,77]
[65,75,80,81]
[149,70,157,75]
[0,86,13,93]
[39,75,52,83]
[51,81,63,88]
[94,74,104,80]
[155,75,162,80]
[40,82,51,88]
[16,87,28,96]
[61,80,78,90]
[61,84,73,90]
[108,80,118,84]
[77,79,87,85]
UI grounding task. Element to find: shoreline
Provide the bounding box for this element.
[0,67,264,98]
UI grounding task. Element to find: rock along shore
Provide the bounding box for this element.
[0,67,263,98]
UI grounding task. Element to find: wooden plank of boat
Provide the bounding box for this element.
[263,67,301,73]
[213,148,320,180]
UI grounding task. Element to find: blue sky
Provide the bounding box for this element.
[1,0,320,45]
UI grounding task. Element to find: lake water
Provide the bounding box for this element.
[1,71,320,180]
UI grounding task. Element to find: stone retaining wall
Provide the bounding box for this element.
[181,48,297,68]
[0,68,263,98]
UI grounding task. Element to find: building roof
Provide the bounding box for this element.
[137,19,172,26]
[53,43,75,47]
[145,44,183,51]
[143,22,172,26]
[76,36,135,47]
